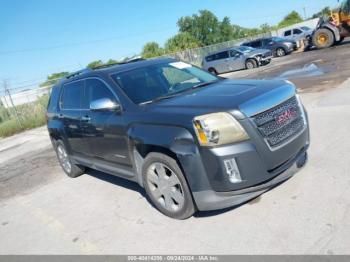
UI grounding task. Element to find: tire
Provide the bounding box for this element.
[276,47,286,57]
[208,67,218,75]
[312,28,334,49]
[55,140,85,178]
[142,152,195,219]
[245,59,257,69]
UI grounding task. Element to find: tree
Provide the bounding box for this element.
[141,42,164,58]
[40,72,70,87]
[106,59,118,65]
[87,60,104,69]
[164,32,200,53]
[177,10,221,46]
[218,17,234,42]
[311,7,331,19]
[260,23,274,34]
[278,11,303,28]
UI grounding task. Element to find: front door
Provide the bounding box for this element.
[228,49,245,71]
[81,78,131,167]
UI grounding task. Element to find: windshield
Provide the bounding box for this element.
[237,46,255,53]
[111,61,218,104]
[300,26,311,31]
[271,37,286,42]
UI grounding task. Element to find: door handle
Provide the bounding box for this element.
[81,116,91,122]
[58,114,64,119]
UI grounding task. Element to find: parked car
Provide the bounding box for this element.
[47,58,310,219]
[282,26,313,42]
[202,46,272,75]
[241,37,298,57]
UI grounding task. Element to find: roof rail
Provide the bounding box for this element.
[92,57,145,70]
[66,68,92,79]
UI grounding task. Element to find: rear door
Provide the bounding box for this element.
[81,78,131,166]
[59,80,86,154]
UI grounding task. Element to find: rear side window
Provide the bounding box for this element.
[47,85,60,112]
[293,29,302,35]
[60,81,84,109]
[214,51,229,60]
[85,79,116,108]
[284,30,292,37]
[250,40,261,48]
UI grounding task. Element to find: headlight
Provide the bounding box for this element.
[193,112,249,146]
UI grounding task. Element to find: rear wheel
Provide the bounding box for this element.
[276,47,286,57]
[142,152,195,219]
[208,67,218,75]
[245,59,258,69]
[312,28,334,49]
[55,140,85,178]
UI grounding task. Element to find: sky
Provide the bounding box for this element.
[0,0,338,92]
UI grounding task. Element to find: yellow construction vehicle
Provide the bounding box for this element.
[312,0,350,48]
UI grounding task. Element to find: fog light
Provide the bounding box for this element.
[223,158,242,183]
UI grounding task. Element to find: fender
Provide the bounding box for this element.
[321,23,341,41]
[127,123,212,192]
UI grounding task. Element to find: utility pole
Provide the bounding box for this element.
[1,82,10,109]
[3,79,23,128]
[303,6,307,20]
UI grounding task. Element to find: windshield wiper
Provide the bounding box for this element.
[140,94,179,105]
[191,79,219,89]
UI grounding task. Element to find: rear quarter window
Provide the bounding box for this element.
[205,55,214,62]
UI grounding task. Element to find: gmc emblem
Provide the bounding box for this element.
[276,108,297,124]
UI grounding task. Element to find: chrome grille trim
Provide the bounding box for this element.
[251,96,306,149]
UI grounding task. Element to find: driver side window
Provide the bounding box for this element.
[84,79,116,109]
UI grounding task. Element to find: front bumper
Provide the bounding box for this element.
[193,147,308,211]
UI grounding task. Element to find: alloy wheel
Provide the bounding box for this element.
[57,145,72,174]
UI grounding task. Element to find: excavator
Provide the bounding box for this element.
[312,0,350,48]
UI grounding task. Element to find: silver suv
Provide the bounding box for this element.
[202,46,272,75]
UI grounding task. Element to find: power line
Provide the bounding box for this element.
[0,26,177,55]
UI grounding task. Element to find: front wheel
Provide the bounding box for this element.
[312,28,334,49]
[142,153,195,219]
[276,47,286,57]
[245,59,258,69]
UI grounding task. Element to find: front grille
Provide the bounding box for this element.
[252,96,305,148]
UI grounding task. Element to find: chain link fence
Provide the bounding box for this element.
[163,33,272,66]
[0,86,50,137]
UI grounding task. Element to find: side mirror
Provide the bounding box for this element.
[235,53,241,58]
[90,98,121,112]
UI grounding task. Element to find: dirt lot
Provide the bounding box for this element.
[1,42,350,254]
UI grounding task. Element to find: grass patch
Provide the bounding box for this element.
[0,95,49,138]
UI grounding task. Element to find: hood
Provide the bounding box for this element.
[246,48,271,56]
[147,79,295,118]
